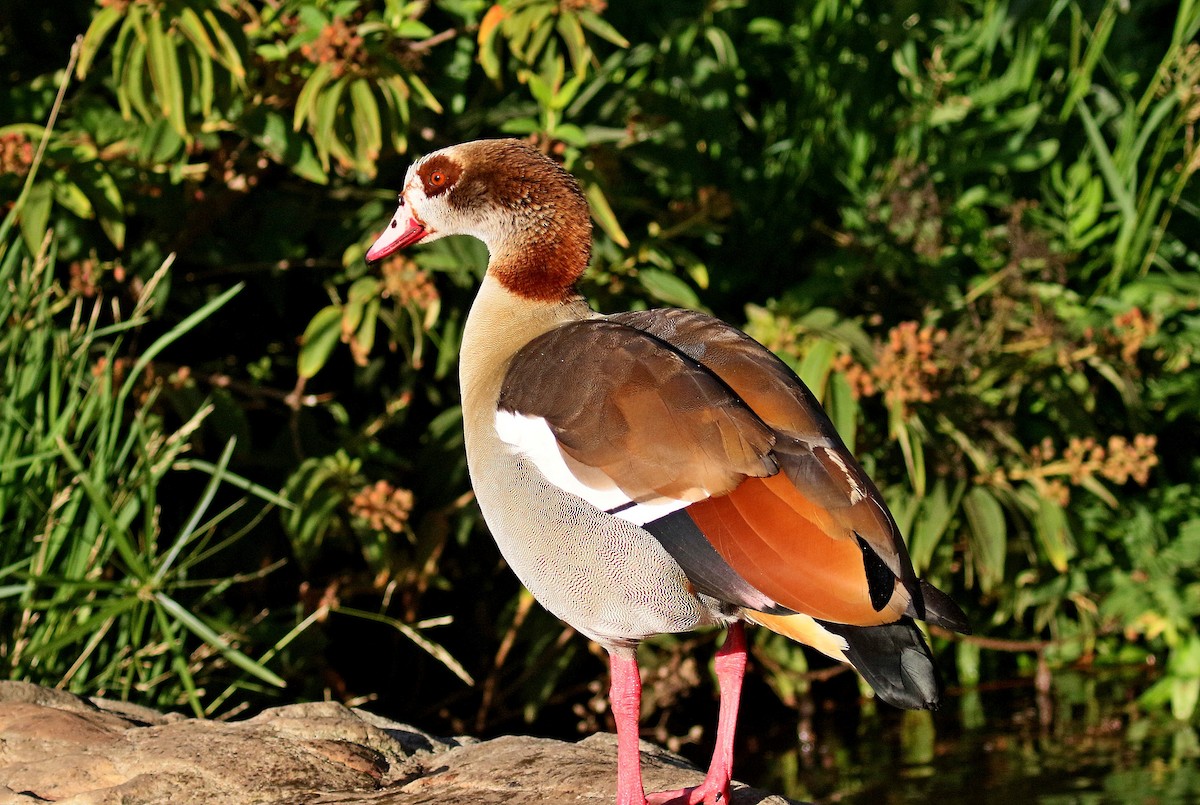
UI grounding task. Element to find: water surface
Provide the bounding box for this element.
[744,670,1200,804]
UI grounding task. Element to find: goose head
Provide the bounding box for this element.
[367,139,593,301]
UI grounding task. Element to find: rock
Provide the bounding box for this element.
[0,682,804,805]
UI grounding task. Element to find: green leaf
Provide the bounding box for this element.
[585,182,629,248]
[891,413,926,497]
[963,486,1006,594]
[155,592,286,688]
[19,181,53,254]
[392,19,435,39]
[355,297,380,362]
[52,181,94,220]
[348,276,381,304]
[91,170,126,250]
[120,38,152,122]
[552,123,587,147]
[928,97,971,126]
[1034,496,1074,572]
[577,9,629,47]
[155,439,235,583]
[110,7,139,115]
[522,8,557,66]
[177,7,219,61]
[248,109,328,185]
[908,480,962,574]
[1077,100,1137,280]
[552,71,586,111]
[798,339,837,394]
[203,8,246,80]
[526,72,554,108]
[298,305,343,378]
[825,370,857,451]
[145,12,186,135]
[376,77,411,154]
[313,75,349,169]
[555,12,588,75]
[53,437,149,578]
[1171,677,1200,721]
[77,6,124,78]
[349,79,383,170]
[294,62,333,131]
[638,268,700,309]
[137,118,186,164]
[704,27,738,68]
[1009,139,1059,172]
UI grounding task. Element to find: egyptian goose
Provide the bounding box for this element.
[366,139,968,805]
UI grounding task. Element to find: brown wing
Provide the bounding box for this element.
[613,308,923,623]
[497,319,779,504]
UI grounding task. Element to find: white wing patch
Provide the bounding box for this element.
[494,410,693,526]
[818,445,867,505]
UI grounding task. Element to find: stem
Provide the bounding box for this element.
[0,36,82,247]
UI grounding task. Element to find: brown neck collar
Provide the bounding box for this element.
[488,229,592,303]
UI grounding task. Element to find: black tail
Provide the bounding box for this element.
[913,579,972,634]
[819,617,942,710]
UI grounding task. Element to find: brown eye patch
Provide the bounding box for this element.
[418,155,461,197]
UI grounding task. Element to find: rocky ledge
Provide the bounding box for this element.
[0,681,800,804]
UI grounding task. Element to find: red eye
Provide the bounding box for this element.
[430,170,447,187]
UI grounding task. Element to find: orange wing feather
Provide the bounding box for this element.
[688,475,907,625]
[612,308,920,625]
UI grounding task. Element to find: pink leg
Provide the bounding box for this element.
[610,649,649,805]
[647,622,748,805]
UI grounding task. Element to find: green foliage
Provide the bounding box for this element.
[77,0,247,137]
[2,0,1199,738]
[0,224,289,714]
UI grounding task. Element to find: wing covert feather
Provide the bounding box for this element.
[613,308,923,618]
[497,320,778,504]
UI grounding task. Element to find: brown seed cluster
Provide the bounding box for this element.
[559,0,607,12]
[836,321,947,413]
[880,163,943,259]
[301,18,368,78]
[0,132,34,177]
[1110,307,1158,366]
[999,434,1158,505]
[69,259,100,297]
[381,256,439,309]
[349,480,414,533]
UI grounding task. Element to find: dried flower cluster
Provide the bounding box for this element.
[1087,435,1159,485]
[349,480,414,533]
[836,321,947,413]
[301,19,368,78]
[997,434,1159,505]
[0,132,34,177]
[831,352,872,398]
[1110,307,1158,365]
[381,256,439,309]
[1004,201,1065,279]
[878,163,943,259]
[662,185,735,235]
[559,0,607,13]
[69,259,100,298]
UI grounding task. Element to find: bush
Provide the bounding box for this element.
[2,0,1198,729]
